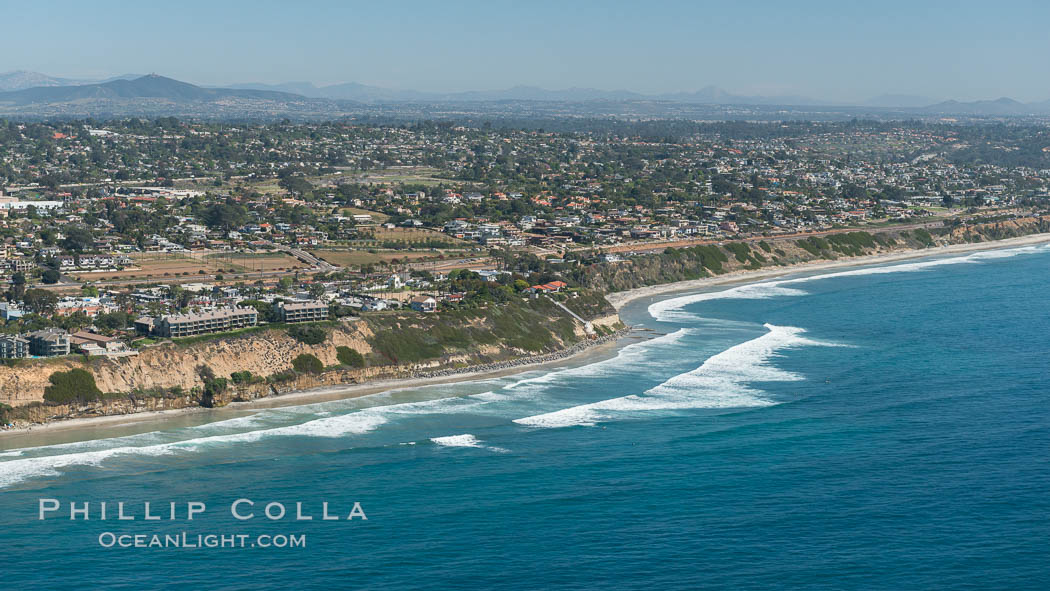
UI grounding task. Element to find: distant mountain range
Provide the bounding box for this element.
[0,70,142,92]
[917,96,1050,116]
[228,81,834,106]
[224,80,1050,114]
[2,71,1050,117]
[0,74,311,106]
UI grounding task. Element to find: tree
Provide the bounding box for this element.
[238,299,277,322]
[94,311,132,331]
[61,225,95,252]
[10,271,26,298]
[41,268,61,284]
[279,176,314,195]
[292,353,323,374]
[22,288,58,315]
[202,202,248,230]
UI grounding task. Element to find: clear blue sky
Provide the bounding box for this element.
[4,0,1049,101]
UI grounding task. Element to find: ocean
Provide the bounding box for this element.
[2,244,1050,589]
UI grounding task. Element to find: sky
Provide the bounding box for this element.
[3,0,1049,102]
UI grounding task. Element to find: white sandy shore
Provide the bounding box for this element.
[0,334,630,439]
[4,232,1049,442]
[606,232,1050,311]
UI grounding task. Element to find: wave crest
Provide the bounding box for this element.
[515,324,831,429]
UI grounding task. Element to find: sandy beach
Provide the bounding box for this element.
[606,232,1050,311]
[0,331,633,440]
[4,232,1049,442]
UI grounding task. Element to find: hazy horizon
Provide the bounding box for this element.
[4,0,1049,103]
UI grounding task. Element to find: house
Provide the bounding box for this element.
[409,296,437,313]
[361,299,388,312]
[528,280,568,294]
[69,331,124,354]
[0,302,24,321]
[477,270,509,282]
[7,258,33,272]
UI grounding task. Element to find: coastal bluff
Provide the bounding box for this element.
[0,297,624,425]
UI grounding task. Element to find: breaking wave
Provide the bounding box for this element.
[649,244,1049,322]
[430,434,507,453]
[503,328,692,391]
[514,324,834,429]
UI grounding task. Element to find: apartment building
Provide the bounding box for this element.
[276,300,329,323]
[26,329,71,357]
[0,334,29,359]
[155,307,259,338]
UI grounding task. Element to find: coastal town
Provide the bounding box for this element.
[0,117,1046,368]
[6,4,1050,588]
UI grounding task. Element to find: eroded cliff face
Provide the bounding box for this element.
[0,319,375,407]
[0,303,623,411]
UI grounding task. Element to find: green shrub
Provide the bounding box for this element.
[43,368,103,405]
[336,346,365,368]
[287,324,327,345]
[230,370,254,384]
[913,228,934,246]
[723,242,753,263]
[292,353,324,374]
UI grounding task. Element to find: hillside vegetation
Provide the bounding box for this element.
[580,217,1050,293]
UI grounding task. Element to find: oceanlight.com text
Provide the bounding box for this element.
[97,532,306,549]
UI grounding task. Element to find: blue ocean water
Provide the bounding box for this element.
[2,244,1050,589]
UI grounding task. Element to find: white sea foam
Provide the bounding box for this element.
[0,430,174,459]
[431,434,483,447]
[504,328,693,391]
[649,245,1047,322]
[0,442,180,489]
[649,284,809,321]
[430,433,507,453]
[514,324,831,428]
[0,409,392,488]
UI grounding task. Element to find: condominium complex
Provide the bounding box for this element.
[276,300,329,323]
[26,329,71,357]
[150,306,259,338]
[0,334,29,359]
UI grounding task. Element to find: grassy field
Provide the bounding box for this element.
[309,248,462,267]
[202,252,307,272]
[340,207,390,223]
[73,251,307,282]
[74,253,212,281]
[356,227,471,245]
[337,166,451,187]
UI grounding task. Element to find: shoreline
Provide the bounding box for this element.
[605,232,1050,311]
[0,328,632,440]
[4,231,1049,442]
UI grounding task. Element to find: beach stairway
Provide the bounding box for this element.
[548,297,596,337]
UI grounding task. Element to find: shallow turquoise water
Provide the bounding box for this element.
[2,244,1049,589]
